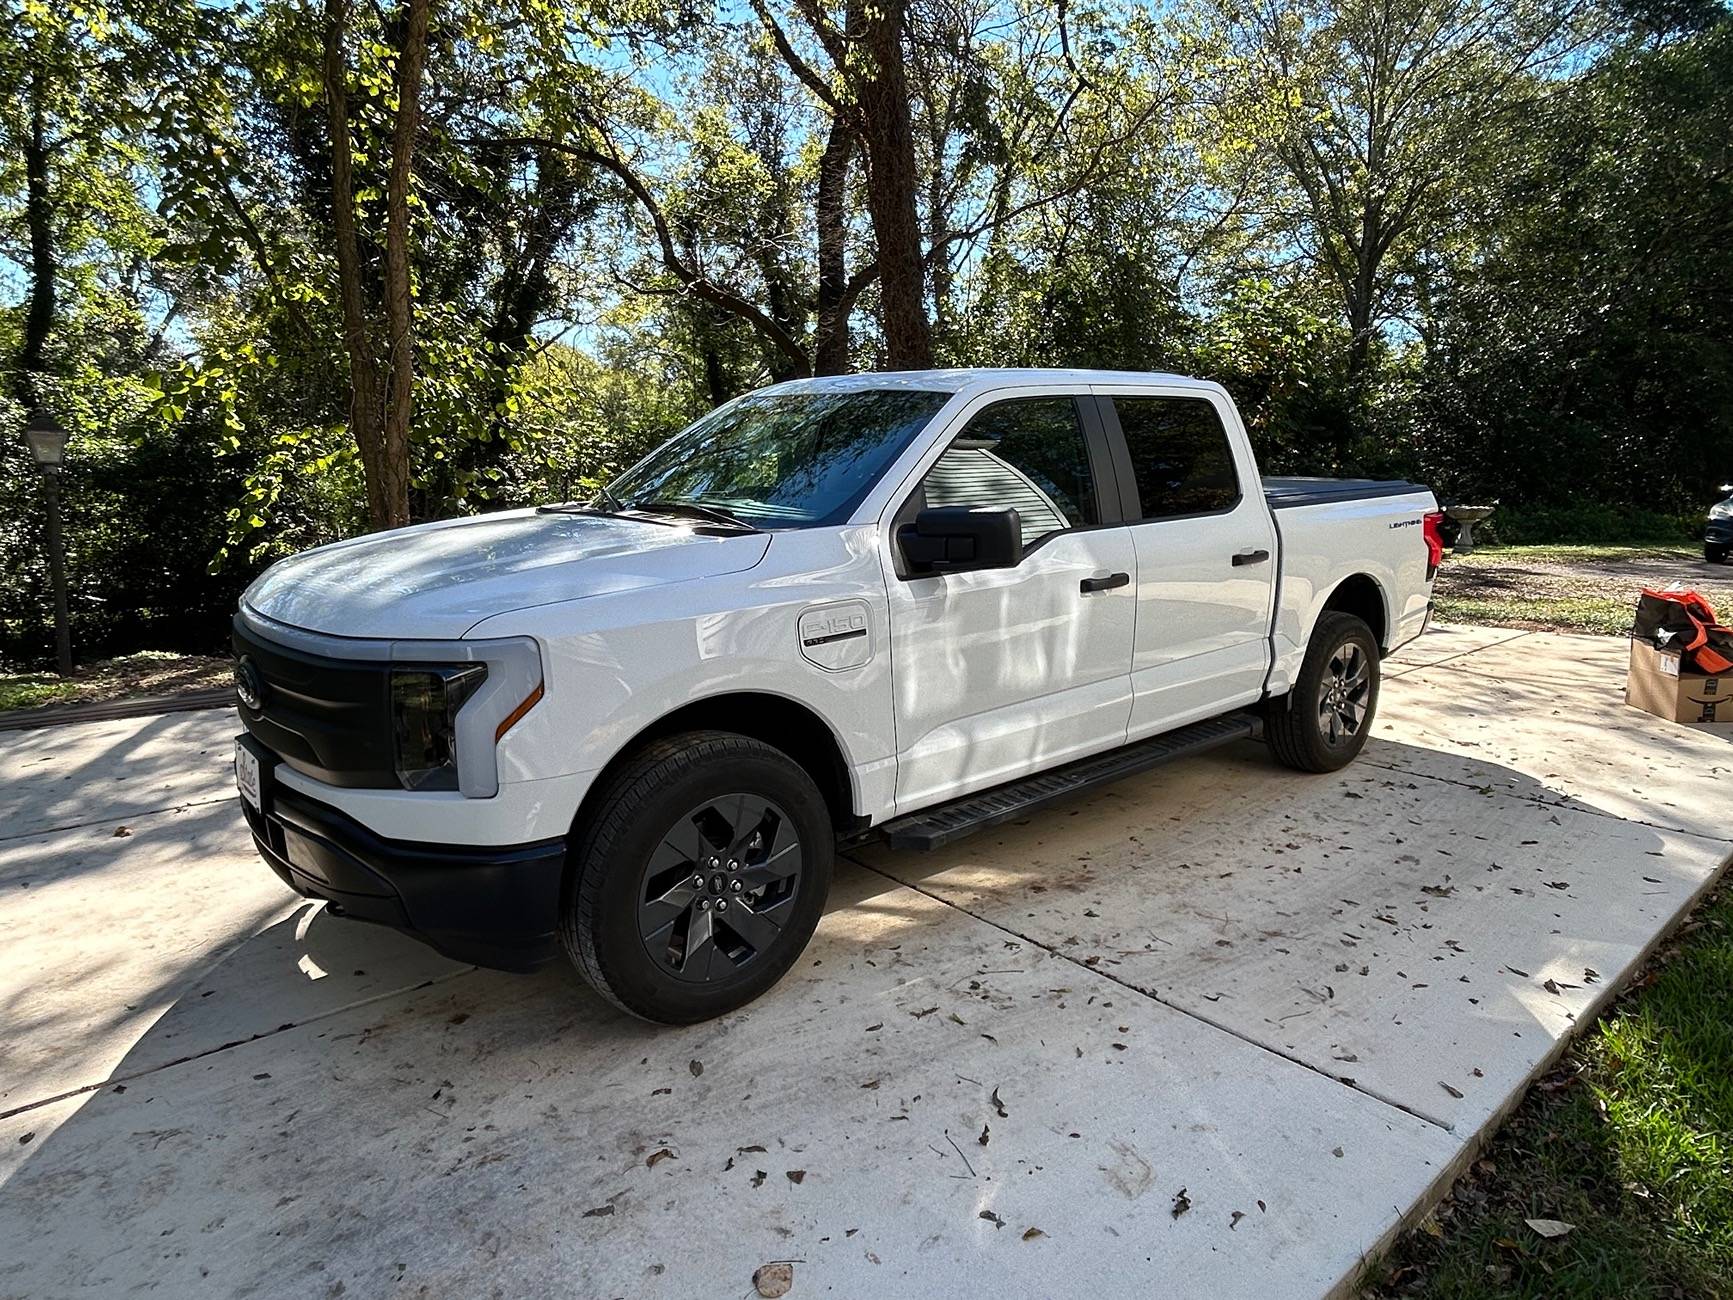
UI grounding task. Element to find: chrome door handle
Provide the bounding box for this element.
[1079,572,1131,593]
[1232,549,1270,566]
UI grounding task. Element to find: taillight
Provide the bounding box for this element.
[1422,510,1445,578]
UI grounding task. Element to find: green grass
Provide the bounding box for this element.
[1431,592,1637,636]
[0,673,83,712]
[1432,544,1733,636]
[0,650,231,714]
[1363,885,1733,1299]
[1453,544,1693,567]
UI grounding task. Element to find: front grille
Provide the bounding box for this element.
[232,614,398,788]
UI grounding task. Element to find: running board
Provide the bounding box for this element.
[877,711,1263,851]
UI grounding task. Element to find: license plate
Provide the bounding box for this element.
[234,740,262,812]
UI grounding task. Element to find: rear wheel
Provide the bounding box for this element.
[562,731,833,1023]
[1267,611,1381,773]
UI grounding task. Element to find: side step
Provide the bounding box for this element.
[877,711,1263,851]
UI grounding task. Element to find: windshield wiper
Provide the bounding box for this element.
[624,499,760,532]
[537,485,632,518]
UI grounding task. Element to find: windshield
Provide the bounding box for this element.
[606,388,952,528]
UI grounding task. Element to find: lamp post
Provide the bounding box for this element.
[23,411,72,677]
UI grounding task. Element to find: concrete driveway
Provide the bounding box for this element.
[1,625,1727,1299]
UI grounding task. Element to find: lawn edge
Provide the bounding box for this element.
[0,688,235,733]
[1333,839,1733,1300]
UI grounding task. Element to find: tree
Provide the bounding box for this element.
[1212,0,1600,377]
[323,0,428,529]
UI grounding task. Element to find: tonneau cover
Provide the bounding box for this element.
[1262,477,1428,509]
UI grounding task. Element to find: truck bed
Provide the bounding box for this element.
[1263,477,1429,509]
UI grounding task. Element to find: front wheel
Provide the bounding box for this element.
[561,731,834,1024]
[1267,611,1381,773]
[1707,543,1729,565]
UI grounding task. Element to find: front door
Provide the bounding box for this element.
[1093,387,1278,739]
[885,393,1137,813]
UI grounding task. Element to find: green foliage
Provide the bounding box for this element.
[2,0,1730,664]
[1409,18,1733,512]
[1488,504,1706,547]
[1366,885,1733,1297]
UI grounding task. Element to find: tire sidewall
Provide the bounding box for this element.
[575,742,833,1022]
[1299,615,1380,770]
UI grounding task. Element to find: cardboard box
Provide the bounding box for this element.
[1626,639,1732,723]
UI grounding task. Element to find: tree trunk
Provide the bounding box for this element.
[18,68,54,409]
[813,116,855,375]
[323,0,389,529]
[379,0,429,530]
[855,0,933,369]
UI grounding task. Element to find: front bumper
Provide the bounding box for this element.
[237,736,567,970]
[1707,519,1733,546]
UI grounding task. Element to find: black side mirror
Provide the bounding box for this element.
[897,506,1022,576]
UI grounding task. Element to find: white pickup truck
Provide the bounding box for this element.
[232,368,1442,1022]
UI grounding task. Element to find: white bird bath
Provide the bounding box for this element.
[1445,504,1496,554]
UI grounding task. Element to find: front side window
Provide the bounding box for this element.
[607,388,951,528]
[918,397,1098,548]
[1114,395,1240,519]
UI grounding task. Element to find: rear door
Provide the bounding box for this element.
[884,392,1136,812]
[1092,385,1277,739]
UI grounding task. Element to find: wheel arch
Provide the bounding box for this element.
[567,691,862,848]
[1317,572,1391,651]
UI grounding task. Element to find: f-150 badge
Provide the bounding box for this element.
[799,601,873,671]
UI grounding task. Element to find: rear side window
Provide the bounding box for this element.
[1113,396,1240,519]
[919,397,1098,548]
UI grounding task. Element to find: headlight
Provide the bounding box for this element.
[1711,500,1733,520]
[386,637,543,797]
[392,665,488,791]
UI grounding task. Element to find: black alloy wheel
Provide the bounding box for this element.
[638,794,803,983]
[562,730,834,1023]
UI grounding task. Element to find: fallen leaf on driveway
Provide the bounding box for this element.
[978,1124,990,1146]
[1229,1211,1244,1230]
[113,826,132,838]
[751,1170,766,1187]
[688,1059,704,1077]
[910,1006,939,1019]
[582,1205,615,1218]
[979,1210,1005,1228]
[1440,1081,1464,1099]
[1525,1218,1575,1239]
[1171,1188,1192,1218]
[753,1262,794,1297]
[990,1087,1008,1118]
[1022,1226,1045,1240]
[785,1169,805,1184]
[646,1148,676,1168]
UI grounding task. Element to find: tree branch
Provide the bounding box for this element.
[486,132,813,376]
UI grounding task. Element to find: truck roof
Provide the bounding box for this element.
[761,367,1215,396]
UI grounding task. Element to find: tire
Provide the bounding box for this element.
[1266,611,1381,773]
[1707,543,1729,565]
[561,730,834,1024]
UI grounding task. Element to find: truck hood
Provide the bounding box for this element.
[242,509,771,640]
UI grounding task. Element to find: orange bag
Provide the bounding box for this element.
[1633,589,1733,674]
